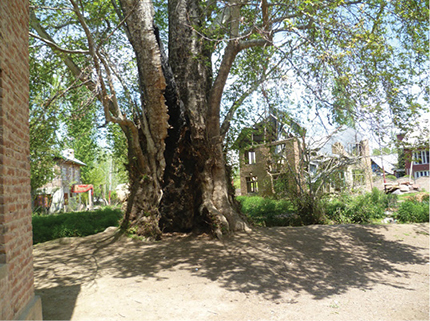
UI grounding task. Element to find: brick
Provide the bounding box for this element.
[0,1,36,320]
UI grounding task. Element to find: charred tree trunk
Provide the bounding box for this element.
[159,0,248,236]
[118,0,248,238]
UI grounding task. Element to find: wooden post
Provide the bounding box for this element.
[89,189,93,209]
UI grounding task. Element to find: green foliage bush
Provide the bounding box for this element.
[238,189,429,227]
[291,193,326,225]
[32,207,123,244]
[239,188,394,227]
[324,196,352,224]
[324,188,395,224]
[395,200,429,223]
[273,173,328,225]
[236,196,296,227]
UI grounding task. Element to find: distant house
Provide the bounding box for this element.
[236,116,372,196]
[371,154,399,177]
[235,113,303,196]
[37,149,87,212]
[409,150,430,178]
[405,147,429,179]
[397,131,429,180]
[306,128,373,193]
[239,137,301,196]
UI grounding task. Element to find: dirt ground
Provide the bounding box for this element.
[33,223,429,321]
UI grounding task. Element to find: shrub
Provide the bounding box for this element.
[325,188,394,224]
[385,175,397,181]
[347,193,384,223]
[32,207,123,244]
[292,193,326,225]
[395,200,429,223]
[238,189,392,227]
[324,196,352,224]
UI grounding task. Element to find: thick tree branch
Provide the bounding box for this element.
[30,9,90,83]
[262,0,269,30]
[29,32,90,54]
[207,0,276,140]
[207,42,240,140]
[30,4,146,171]
[119,0,169,185]
[69,0,148,171]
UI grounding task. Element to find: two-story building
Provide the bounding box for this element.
[37,149,87,212]
[240,137,301,196]
[236,118,372,196]
[397,132,429,180]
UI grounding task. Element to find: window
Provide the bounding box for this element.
[414,171,429,178]
[62,167,67,181]
[349,142,362,156]
[246,176,258,193]
[273,144,286,167]
[274,143,286,155]
[247,151,256,164]
[352,169,365,186]
[413,150,429,165]
[309,164,317,176]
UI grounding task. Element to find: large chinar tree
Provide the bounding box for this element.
[30,0,427,238]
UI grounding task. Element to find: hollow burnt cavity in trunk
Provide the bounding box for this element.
[159,0,204,233]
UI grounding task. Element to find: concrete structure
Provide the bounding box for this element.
[328,138,373,192]
[0,1,43,319]
[240,138,301,196]
[238,125,373,196]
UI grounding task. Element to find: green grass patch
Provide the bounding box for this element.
[236,196,296,226]
[32,207,123,244]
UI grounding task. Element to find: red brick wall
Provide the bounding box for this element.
[0,1,40,319]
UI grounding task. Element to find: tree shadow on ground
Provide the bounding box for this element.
[33,223,429,315]
[35,285,80,320]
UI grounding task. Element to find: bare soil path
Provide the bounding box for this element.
[33,223,429,321]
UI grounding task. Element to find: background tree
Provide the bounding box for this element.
[60,90,101,184]
[30,0,428,238]
[29,37,63,193]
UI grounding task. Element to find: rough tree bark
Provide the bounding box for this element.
[118,0,250,238]
[116,0,169,238]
